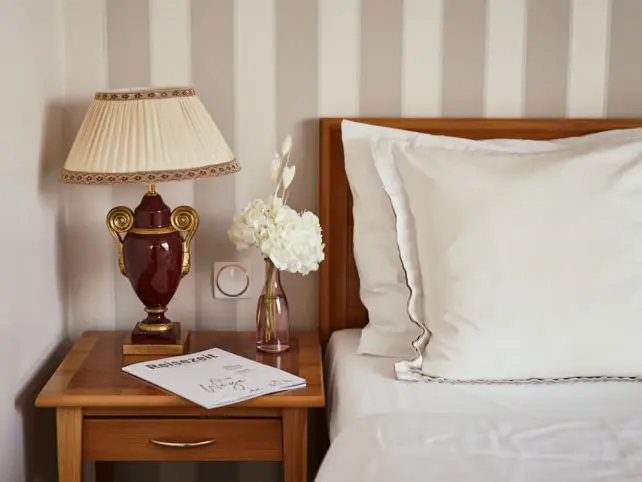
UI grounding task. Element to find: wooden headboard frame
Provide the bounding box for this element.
[318,117,642,346]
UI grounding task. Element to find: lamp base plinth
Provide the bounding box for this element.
[123,322,190,355]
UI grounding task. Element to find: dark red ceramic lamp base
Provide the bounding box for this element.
[107,186,198,355]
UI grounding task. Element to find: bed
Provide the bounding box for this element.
[315,118,642,482]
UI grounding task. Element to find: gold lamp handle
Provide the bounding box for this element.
[150,439,215,448]
[170,206,199,278]
[106,206,134,277]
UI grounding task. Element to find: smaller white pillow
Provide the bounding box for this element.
[373,128,642,382]
[342,121,422,358]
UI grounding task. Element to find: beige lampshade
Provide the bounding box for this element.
[61,87,240,185]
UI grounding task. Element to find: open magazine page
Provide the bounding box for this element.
[123,348,306,409]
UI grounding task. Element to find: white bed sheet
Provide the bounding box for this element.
[318,329,642,482]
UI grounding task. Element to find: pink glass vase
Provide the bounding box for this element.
[256,258,290,353]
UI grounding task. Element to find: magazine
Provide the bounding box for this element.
[122,348,306,409]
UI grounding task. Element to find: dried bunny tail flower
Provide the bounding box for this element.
[281,135,292,156]
[282,166,296,197]
[271,156,282,185]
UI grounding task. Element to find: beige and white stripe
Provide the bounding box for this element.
[62,0,114,338]
[442,0,488,117]
[276,0,319,332]
[524,0,571,117]
[318,0,360,116]
[233,0,277,333]
[608,0,642,117]
[359,0,403,116]
[484,0,527,116]
[191,0,238,334]
[567,0,610,117]
[60,1,642,481]
[402,0,443,116]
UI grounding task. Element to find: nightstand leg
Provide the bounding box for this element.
[283,408,308,482]
[56,407,82,482]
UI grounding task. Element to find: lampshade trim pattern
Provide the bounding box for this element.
[60,159,240,185]
[94,88,195,101]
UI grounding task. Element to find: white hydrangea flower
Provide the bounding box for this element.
[227,195,324,275]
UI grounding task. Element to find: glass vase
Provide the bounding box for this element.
[256,258,290,353]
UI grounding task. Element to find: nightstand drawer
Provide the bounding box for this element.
[83,418,283,461]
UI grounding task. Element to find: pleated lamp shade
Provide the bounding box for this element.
[61,87,240,184]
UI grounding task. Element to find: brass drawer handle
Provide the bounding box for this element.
[150,439,216,448]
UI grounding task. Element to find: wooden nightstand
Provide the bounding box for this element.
[35,331,325,482]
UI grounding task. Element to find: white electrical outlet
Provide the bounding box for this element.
[213,261,252,298]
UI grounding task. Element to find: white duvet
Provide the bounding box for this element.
[316,330,642,482]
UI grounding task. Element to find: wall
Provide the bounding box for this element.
[63,0,642,341]
[58,0,642,481]
[0,0,67,481]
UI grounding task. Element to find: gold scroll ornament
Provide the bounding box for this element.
[106,206,134,276]
[105,205,199,277]
[170,206,199,278]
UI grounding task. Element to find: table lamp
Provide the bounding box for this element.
[61,87,240,355]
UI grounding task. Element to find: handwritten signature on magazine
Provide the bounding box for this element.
[199,377,294,394]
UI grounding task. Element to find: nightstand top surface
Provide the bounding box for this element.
[36,331,324,409]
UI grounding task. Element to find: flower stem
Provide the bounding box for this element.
[264,261,275,342]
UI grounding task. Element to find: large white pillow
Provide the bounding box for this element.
[343,120,580,358]
[343,120,572,358]
[372,128,642,382]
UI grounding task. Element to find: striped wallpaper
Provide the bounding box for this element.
[61,1,642,481]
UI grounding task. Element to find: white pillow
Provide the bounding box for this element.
[343,120,574,358]
[372,128,642,382]
[342,121,421,357]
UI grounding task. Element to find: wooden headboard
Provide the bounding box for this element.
[317,117,642,346]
